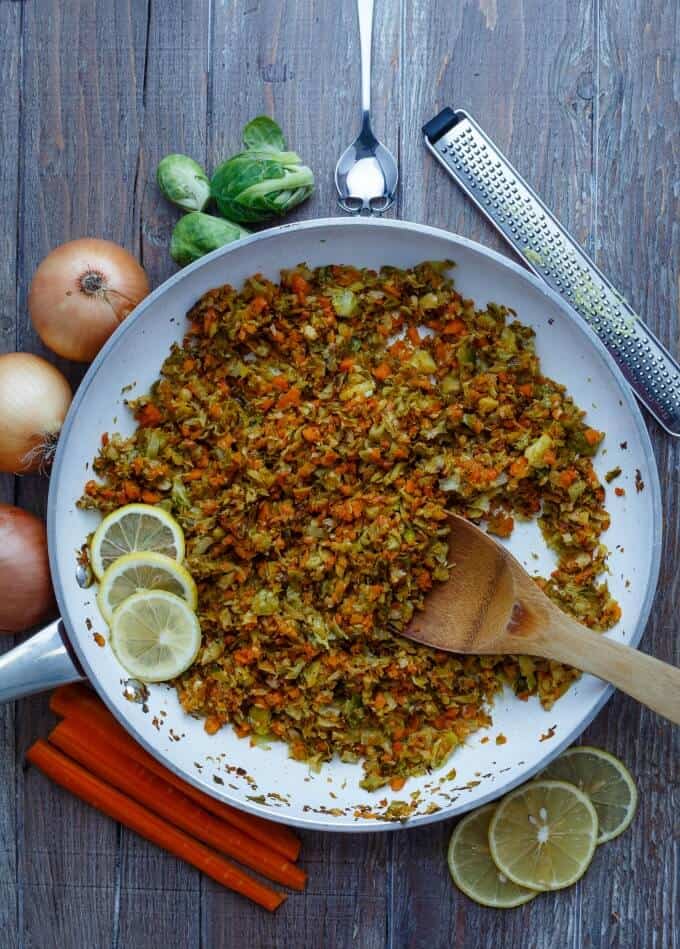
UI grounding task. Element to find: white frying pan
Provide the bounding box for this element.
[0,219,662,830]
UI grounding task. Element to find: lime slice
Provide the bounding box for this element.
[90,504,185,579]
[97,551,198,623]
[109,590,201,682]
[488,780,598,891]
[541,746,638,844]
[447,804,537,908]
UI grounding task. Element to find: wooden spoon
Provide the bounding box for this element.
[404,515,680,725]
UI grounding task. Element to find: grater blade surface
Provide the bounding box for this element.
[423,107,680,436]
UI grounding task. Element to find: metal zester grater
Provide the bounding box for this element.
[422,107,680,437]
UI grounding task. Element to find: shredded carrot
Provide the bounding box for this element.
[388,339,409,361]
[26,739,285,912]
[136,404,162,427]
[276,387,301,410]
[123,480,141,500]
[302,426,321,443]
[290,274,310,300]
[141,490,161,504]
[250,296,269,315]
[487,514,514,538]
[584,428,603,446]
[509,457,529,478]
[442,319,466,337]
[372,362,391,381]
[338,357,355,372]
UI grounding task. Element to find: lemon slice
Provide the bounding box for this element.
[541,746,638,844]
[97,551,198,623]
[488,780,598,891]
[447,804,537,908]
[110,590,201,682]
[90,504,185,579]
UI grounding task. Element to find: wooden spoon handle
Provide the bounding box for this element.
[543,621,680,725]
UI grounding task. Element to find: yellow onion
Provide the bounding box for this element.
[0,353,72,474]
[0,504,55,633]
[29,238,150,362]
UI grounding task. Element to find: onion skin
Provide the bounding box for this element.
[0,504,56,634]
[0,353,72,474]
[29,238,150,362]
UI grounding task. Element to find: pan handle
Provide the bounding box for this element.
[0,618,86,703]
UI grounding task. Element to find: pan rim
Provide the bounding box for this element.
[47,216,663,831]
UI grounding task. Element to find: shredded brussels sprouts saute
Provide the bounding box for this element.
[81,262,619,791]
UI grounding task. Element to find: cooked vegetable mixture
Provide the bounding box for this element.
[81,262,620,790]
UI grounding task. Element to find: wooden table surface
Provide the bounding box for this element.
[1,1,678,947]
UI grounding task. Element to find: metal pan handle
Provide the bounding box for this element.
[0,618,86,702]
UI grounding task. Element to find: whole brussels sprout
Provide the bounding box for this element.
[157,154,211,212]
[170,212,249,265]
[211,117,314,224]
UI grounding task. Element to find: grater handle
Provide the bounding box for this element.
[423,107,680,437]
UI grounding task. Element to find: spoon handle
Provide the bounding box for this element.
[357,0,374,126]
[542,618,680,725]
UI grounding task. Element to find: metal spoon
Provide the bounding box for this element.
[335,0,398,215]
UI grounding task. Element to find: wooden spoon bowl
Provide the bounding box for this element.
[405,516,680,725]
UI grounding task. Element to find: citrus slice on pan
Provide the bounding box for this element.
[541,746,638,844]
[97,551,197,623]
[488,780,598,891]
[90,503,185,579]
[110,590,201,682]
[447,804,537,908]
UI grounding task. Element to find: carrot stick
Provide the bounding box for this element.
[26,739,285,912]
[49,685,300,861]
[49,719,306,891]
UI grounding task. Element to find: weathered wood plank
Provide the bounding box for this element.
[0,0,21,362]
[392,2,597,947]
[577,2,680,947]
[115,3,211,945]
[0,5,22,944]
[116,831,201,949]
[202,1,398,944]
[402,0,596,253]
[137,0,210,290]
[203,831,388,949]
[13,2,149,946]
[0,0,21,495]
